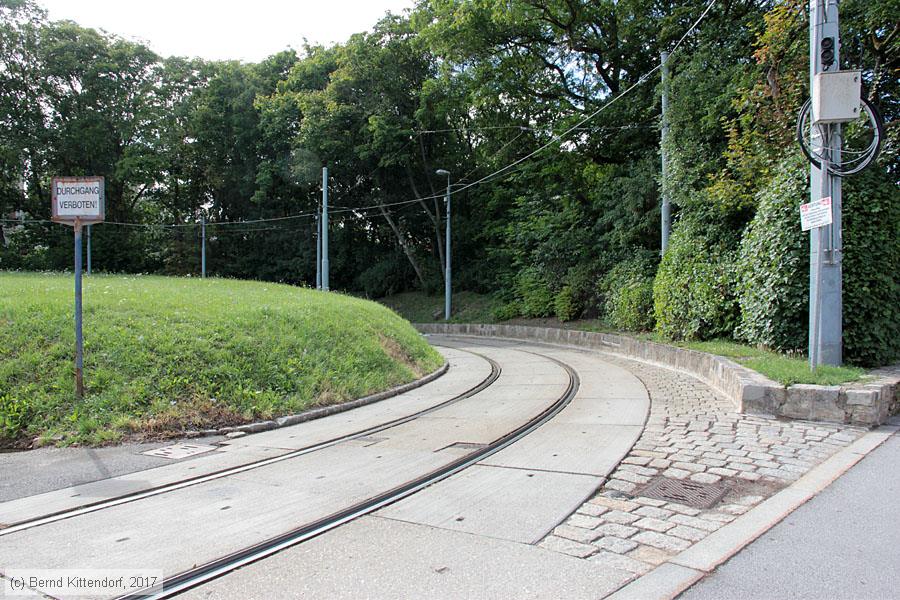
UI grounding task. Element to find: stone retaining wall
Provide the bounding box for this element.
[417,323,898,427]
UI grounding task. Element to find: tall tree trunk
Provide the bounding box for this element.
[405,165,445,281]
[378,202,428,291]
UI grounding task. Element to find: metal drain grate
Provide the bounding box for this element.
[636,476,729,508]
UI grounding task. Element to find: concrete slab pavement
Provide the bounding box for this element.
[181,515,635,600]
[377,464,601,544]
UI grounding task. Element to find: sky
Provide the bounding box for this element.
[37,0,417,63]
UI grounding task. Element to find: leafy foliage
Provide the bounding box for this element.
[515,266,555,318]
[842,165,900,366]
[554,285,580,322]
[1,0,897,368]
[601,254,657,331]
[654,222,739,341]
[736,154,809,352]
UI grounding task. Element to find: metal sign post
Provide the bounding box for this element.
[74,219,84,397]
[51,176,105,399]
[86,225,92,275]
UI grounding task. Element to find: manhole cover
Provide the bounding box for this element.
[142,443,217,460]
[636,476,729,508]
[445,442,487,450]
[345,436,388,447]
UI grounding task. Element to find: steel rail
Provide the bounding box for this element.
[119,351,579,600]
[0,348,500,536]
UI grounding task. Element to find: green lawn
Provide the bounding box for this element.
[668,338,865,386]
[0,273,442,447]
[378,290,866,386]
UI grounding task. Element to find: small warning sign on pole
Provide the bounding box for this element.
[800,196,832,231]
[51,176,104,399]
[52,176,105,224]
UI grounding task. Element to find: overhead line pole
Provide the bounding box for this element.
[315,208,322,290]
[201,215,207,279]
[808,0,843,367]
[436,169,451,321]
[322,166,329,291]
[660,50,671,255]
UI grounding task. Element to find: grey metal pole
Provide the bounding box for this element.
[444,175,451,321]
[201,215,206,279]
[86,224,92,275]
[74,220,84,399]
[660,50,671,254]
[315,210,322,290]
[808,0,843,367]
[322,166,329,291]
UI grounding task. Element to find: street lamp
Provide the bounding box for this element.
[436,169,451,321]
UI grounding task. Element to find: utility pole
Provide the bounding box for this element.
[321,166,329,291]
[808,0,843,367]
[201,215,207,279]
[436,169,451,321]
[315,209,322,290]
[660,51,671,254]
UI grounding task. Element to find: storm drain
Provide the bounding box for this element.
[636,476,729,509]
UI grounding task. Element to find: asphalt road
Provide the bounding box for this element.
[0,441,186,502]
[680,418,900,600]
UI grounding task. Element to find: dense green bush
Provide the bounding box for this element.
[515,267,555,318]
[653,222,739,341]
[842,165,900,366]
[736,154,899,367]
[601,255,657,331]
[492,300,521,322]
[554,285,579,322]
[736,156,809,352]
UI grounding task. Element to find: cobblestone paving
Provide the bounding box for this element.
[538,355,867,576]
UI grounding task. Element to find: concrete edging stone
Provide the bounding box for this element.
[416,323,898,426]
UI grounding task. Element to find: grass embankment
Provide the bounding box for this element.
[667,339,865,386]
[378,291,865,387]
[1,273,443,447]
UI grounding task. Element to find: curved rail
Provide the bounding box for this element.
[0,348,500,536]
[120,351,579,600]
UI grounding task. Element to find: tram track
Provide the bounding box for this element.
[118,349,580,599]
[0,347,500,536]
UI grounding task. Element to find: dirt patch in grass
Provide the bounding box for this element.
[379,333,425,377]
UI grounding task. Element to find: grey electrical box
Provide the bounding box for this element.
[812,70,862,124]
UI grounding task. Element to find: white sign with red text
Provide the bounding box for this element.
[800,196,832,231]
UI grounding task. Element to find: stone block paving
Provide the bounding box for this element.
[538,356,867,578]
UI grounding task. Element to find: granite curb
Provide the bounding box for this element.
[416,324,898,426]
[605,420,900,600]
[183,361,449,439]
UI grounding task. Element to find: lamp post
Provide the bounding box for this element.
[436,169,451,321]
